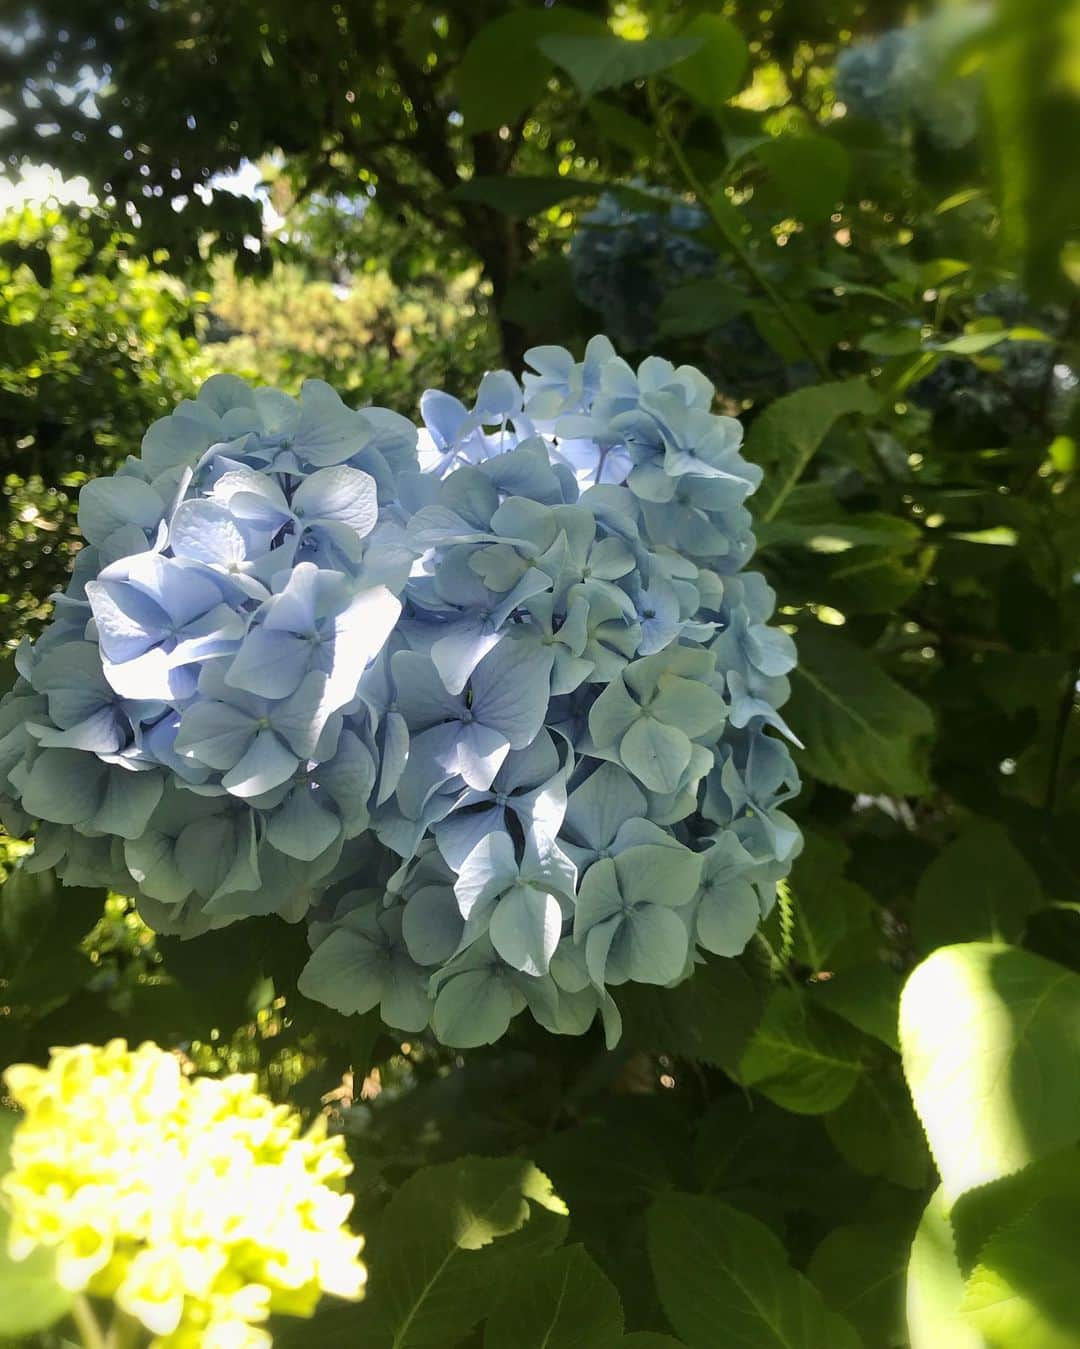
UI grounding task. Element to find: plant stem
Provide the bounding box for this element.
[70,1294,108,1349]
[648,81,831,379]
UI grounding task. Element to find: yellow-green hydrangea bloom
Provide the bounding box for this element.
[1,1040,366,1347]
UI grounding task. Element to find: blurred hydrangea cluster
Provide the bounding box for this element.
[913,287,1077,439]
[570,193,715,347]
[836,12,984,150]
[569,195,789,401]
[0,339,802,1047]
[2,1039,365,1347]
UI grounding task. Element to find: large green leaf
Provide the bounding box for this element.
[824,1073,931,1190]
[455,9,606,132]
[737,988,863,1114]
[811,963,903,1051]
[449,176,602,217]
[358,1157,569,1348]
[962,1197,1080,1348]
[899,944,1080,1204]
[668,14,747,110]
[808,1221,913,1349]
[787,626,935,796]
[912,820,1043,952]
[0,1112,72,1337]
[0,867,104,1012]
[907,1187,990,1349]
[538,34,703,98]
[484,1244,624,1349]
[617,953,763,1071]
[647,1194,861,1348]
[755,134,852,222]
[745,378,879,522]
[787,832,874,973]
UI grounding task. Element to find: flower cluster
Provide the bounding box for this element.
[2,1040,365,1347]
[836,13,983,150]
[0,338,802,1047]
[570,193,715,347]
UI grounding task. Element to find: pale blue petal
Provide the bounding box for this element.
[221,729,299,798]
[489,884,563,977]
[266,785,342,861]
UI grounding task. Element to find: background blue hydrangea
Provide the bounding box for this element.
[836,13,983,151]
[0,339,803,1047]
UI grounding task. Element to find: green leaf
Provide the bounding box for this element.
[900,944,1080,1204]
[0,1111,72,1337]
[737,988,863,1114]
[755,134,852,222]
[962,1197,1080,1348]
[588,100,657,156]
[811,963,903,1051]
[657,277,746,337]
[456,9,606,132]
[668,15,748,110]
[617,954,764,1071]
[746,379,880,522]
[538,34,703,98]
[907,1187,990,1349]
[619,1337,687,1348]
[449,176,601,217]
[824,1074,931,1190]
[808,1221,912,1349]
[787,626,936,796]
[360,1157,569,1348]
[788,832,874,973]
[912,820,1044,952]
[0,868,104,1012]
[647,1194,861,1349]
[484,1244,624,1349]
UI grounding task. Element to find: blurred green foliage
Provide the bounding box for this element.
[1,2,1079,1347]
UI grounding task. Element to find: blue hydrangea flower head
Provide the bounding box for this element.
[1,343,803,1049]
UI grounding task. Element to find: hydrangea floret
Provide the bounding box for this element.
[0,337,803,1048]
[1,1040,365,1347]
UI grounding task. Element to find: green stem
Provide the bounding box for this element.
[647,81,831,380]
[70,1294,108,1349]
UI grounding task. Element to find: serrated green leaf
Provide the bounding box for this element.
[900,944,1080,1204]
[738,989,863,1114]
[787,832,874,972]
[808,1221,912,1349]
[824,1073,931,1190]
[484,1244,624,1349]
[907,1188,990,1349]
[962,1197,1080,1348]
[668,15,748,109]
[358,1157,569,1349]
[787,627,936,796]
[538,34,703,98]
[647,1194,861,1349]
[912,821,1043,952]
[746,379,879,522]
[810,962,902,1051]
